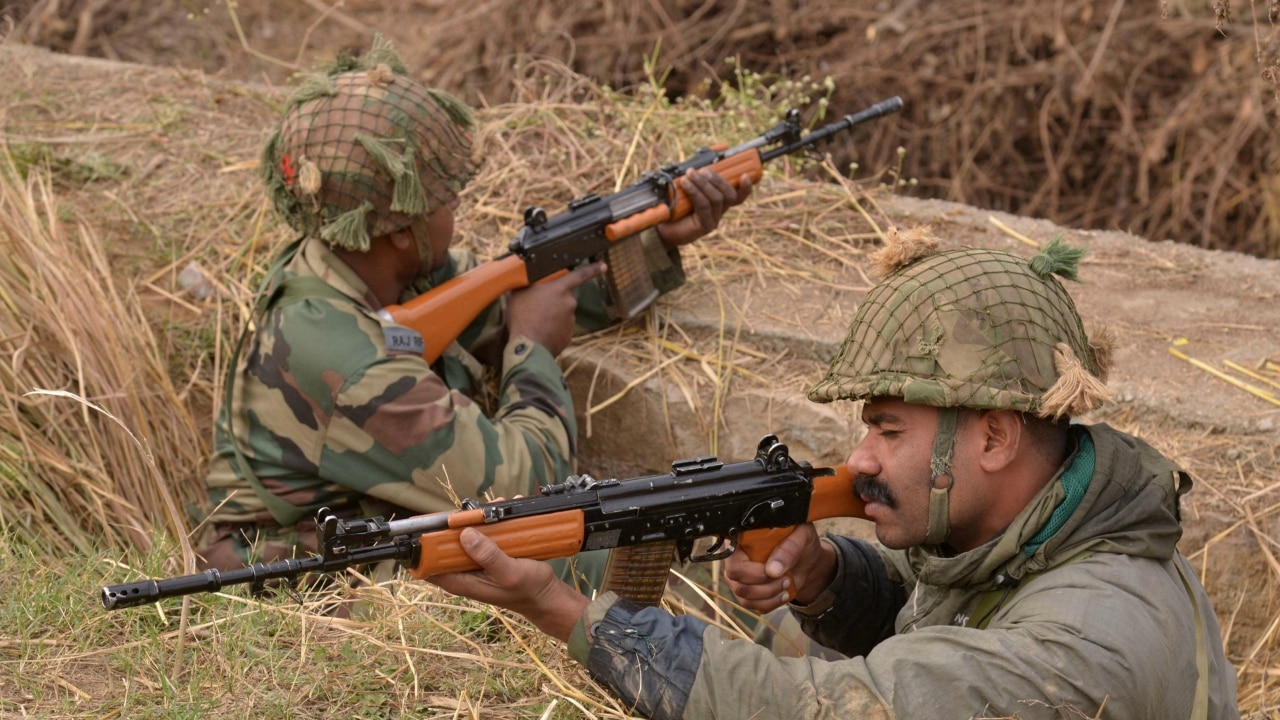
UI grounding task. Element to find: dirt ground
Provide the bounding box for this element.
[3,40,1280,710]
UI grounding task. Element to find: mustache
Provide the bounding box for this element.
[854,474,896,509]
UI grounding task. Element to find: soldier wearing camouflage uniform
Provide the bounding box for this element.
[429,233,1239,719]
[198,38,750,588]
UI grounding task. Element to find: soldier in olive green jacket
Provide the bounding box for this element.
[430,235,1240,718]
[198,37,750,584]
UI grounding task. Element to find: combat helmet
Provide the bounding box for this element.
[260,35,476,253]
[809,229,1113,545]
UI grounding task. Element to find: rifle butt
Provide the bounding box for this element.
[381,254,532,363]
[736,465,865,601]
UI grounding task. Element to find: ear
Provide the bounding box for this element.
[974,409,1021,473]
[381,228,420,274]
[387,228,415,252]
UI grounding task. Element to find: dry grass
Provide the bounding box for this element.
[4,0,1279,260]
[0,149,203,557]
[0,29,1277,718]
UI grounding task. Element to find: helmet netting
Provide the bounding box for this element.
[260,37,476,251]
[808,246,1107,418]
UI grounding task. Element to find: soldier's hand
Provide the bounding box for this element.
[427,527,590,643]
[656,169,753,249]
[723,523,836,612]
[507,261,606,357]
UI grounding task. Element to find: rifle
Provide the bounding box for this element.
[100,434,866,610]
[382,97,904,363]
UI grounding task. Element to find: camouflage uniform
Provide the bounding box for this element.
[197,39,684,592]
[564,240,1239,718]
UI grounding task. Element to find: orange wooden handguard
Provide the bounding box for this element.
[605,205,670,241]
[604,150,765,241]
[737,466,865,600]
[408,509,586,578]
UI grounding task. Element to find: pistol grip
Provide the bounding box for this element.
[738,526,799,601]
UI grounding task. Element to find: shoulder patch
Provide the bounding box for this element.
[383,325,425,356]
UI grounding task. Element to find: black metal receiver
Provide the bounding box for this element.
[513,434,828,562]
[101,435,860,610]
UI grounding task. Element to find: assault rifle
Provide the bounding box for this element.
[100,435,866,610]
[382,97,904,363]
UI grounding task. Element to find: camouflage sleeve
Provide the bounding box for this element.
[324,336,575,512]
[261,295,575,515]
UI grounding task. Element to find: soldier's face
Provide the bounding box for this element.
[847,398,941,549]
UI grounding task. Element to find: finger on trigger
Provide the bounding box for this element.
[564,262,605,288]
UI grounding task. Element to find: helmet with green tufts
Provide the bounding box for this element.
[808,230,1113,421]
[810,229,1114,547]
[260,35,477,252]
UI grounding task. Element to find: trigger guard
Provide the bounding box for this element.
[690,535,737,563]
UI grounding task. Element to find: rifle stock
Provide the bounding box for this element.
[383,97,903,364]
[739,464,862,600]
[380,254,548,364]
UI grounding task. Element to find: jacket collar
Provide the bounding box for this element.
[289,238,381,310]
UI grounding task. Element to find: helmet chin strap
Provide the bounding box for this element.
[408,215,435,277]
[925,406,959,546]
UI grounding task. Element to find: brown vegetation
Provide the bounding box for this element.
[5,0,1280,260]
[2,3,1279,716]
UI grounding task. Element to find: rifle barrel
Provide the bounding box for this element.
[100,540,414,610]
[760,96,903,162]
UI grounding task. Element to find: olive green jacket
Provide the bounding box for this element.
[572,423,1239,719]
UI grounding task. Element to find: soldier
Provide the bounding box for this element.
[429,234,1240,718]
[196,37,750,591]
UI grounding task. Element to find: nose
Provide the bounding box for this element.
[845,439,878,479]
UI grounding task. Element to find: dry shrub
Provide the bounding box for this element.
[2,0,239,67]
[8,0,1277,260]
[0,27,1278,717]
[407,0,1280,258]
[0,150,204,556]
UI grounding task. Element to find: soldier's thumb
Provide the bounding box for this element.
[764,526,813,578]
[459,528,504,570]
